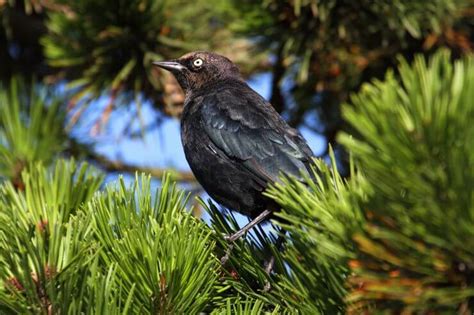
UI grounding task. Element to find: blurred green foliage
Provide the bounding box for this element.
[41,0,234,110]
[0,78,67,186]
[1,0,471,147]
[226,0,472,155]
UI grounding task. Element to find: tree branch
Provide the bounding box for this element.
[90,152,196,182]
[66,138,196,182]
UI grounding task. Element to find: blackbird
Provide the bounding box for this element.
[153,52,314,241]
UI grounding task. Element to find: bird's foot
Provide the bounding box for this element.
[220,243,234,265]
[263,280,272,292]
[264,255,275,275]
[262,255,275,292]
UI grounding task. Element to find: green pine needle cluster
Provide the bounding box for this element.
[0,161,103,313]
[0,161,221,313]
[265,155,364,313]
[91,175,219,314]
[339,50,474,312]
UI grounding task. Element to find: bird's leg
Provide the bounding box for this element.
[221,209,273,265]
[219,243,234,265]
[264,230,286,274]
[264,256,276,275]
[263,229,286,292]
[224,209,273,242]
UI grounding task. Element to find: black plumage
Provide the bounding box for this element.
[153,51,314,221]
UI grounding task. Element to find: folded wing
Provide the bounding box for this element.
[201,87,313,186]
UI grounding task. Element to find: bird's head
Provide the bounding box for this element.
[153,51,243,93]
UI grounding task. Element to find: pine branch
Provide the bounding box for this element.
[339,49,474,313]
[67,138,196,183]
[87,150,196,183]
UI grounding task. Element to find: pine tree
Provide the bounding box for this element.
[0,0,473,313]
[1,48,472,313]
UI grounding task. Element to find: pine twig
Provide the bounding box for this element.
[67,138,196,182]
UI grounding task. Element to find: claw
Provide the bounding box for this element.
[220,243,234,265]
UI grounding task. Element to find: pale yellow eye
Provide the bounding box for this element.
[193,58,203,67]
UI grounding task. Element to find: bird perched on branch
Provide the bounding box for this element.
[153,51,314,243]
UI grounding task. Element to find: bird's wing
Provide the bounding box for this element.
[200,87,313,185]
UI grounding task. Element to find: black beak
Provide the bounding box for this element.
[152,60,185,72]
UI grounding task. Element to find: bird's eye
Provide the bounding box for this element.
[193,58,204,67]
